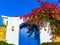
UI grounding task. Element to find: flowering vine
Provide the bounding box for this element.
[20,0,60,41]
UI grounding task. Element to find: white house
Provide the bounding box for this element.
[1,15,52,45]
[1,15,25,45]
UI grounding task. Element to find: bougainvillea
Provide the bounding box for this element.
[20,0,60,41]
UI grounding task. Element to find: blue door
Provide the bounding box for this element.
[19,27,40,45]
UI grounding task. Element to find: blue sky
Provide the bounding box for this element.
[0,0,60,25]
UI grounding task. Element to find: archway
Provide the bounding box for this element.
[19,22,39,45]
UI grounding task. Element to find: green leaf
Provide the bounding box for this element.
[0,41,14,45]
[53,21,58,27]
[3,24,7,27]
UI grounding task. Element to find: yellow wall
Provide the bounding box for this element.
[53,34,60,42]
[0,26,6,41]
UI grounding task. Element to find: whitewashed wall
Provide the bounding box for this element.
[40,22,52,44]
[1,15,25,45]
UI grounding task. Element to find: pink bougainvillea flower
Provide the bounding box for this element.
[58,0,60,2]
[58,23,60,28]
[55,9,60,14]
[22,14,29,19]
[40,14,42,17]
[20,16,23,19]
[38,0,42,2]
[49,3,57,10]
[43,2,50,8]
[39,19,43,24]
[32,9,36,13]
